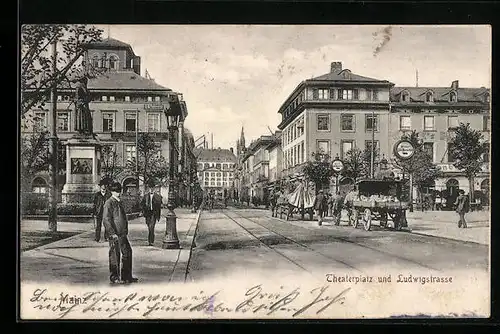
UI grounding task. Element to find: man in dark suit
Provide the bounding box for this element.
[314,189,328,226]
[141,181,162,246]
[102,182,138,284]
[93,180,112,242]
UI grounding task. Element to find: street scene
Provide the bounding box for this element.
[20,25,490,319]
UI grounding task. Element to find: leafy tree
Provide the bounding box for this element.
[21,24,104,120]
[342,148,365,183]
[448,122,487,203]
[20,132,50,192]
[303,152,334,194]
[126,133,169,192]
[393,130,441,211]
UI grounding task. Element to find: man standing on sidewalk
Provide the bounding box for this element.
[102,181,138,284]
[314,189,328,226]
[141,180,162,246]
[454,189,470,228]
[93,180,111,242]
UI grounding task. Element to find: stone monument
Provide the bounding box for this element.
[61,76,102,203]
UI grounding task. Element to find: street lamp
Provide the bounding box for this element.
[162,96,182,249]
[331,154,345,194]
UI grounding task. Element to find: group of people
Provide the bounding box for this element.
[92,179,164,284]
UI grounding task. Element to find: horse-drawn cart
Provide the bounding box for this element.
[277,182,316,221]
[347,179,409,231]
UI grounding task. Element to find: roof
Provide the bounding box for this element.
[193,148,237,163]
[309,69,391,83]
[85,38,135,55]
[390,86,490,103]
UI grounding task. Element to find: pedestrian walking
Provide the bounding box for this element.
[313,189,328,226]
[454,189,470,228]
[332,191,343,226]
[92,180,111,242]
[140,180,162,246]
[102,182,138,284]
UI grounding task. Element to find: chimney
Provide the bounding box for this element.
[330,61,342,73]
[451,80,459,89]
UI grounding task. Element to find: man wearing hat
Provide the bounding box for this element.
[141,180,163,246]
[313,189,328,226]
[92,179,112,242]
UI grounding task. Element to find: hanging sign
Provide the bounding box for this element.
[332,159,344,173]
[393,140,415,160]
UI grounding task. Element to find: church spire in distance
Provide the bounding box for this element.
[240,125,245,149]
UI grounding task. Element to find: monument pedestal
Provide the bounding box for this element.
[61,135,101,204]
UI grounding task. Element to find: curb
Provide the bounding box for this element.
[409,231,488,246]
[169,206,203,283]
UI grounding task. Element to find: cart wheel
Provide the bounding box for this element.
[363,208,372,231]
[351,209,359,228]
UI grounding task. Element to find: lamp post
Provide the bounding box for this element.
[162,96,182,249]
[331,155,345,194]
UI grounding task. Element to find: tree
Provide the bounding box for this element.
[448,122,486,203]
[21,24,104,120]
[126,133,169,192]
[101,145,121,181]
[20,131,50,192]
[303,152,335,194]
[342,148,366,183]
[394,130,441,211]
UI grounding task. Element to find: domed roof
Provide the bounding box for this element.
[85,38,136,56]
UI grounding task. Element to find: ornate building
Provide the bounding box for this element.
[22,37,197,200]
[194,148,237,199]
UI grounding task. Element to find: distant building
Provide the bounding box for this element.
[240,135,274,202]
[22,37,196,199]
[194,148,237,198]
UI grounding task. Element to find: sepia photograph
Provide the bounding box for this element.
[19,24,491,319]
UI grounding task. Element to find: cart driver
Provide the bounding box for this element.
[344,185,359,210]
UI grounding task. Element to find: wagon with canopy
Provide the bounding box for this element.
[347,177,409,231]
[276,182,316,221]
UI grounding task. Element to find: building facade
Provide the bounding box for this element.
[389,81,490,205]
[22,37,196,199]
[195,148,237,198]
[277,61,393,190]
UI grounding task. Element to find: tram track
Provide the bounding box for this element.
[225,209,441,273]
[220,210,365,275]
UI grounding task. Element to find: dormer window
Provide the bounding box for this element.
[401,91,410,102]
[449,91,457,102]
[425,91,434,103]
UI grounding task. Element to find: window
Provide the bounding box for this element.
[400,116,411,130]
[312,89,319,99]
[32,178,47,194]
[147,113,161,132]
[101,96,108,102]
[34,112,47,131]
[341,140,354,160]
[57,112,70,132]
[57,95,62,101]
[449,91,457,102]
[424,116,435,131]
[365,140,380,156]
[329,88,336,100]
[147,96,153,102]
[92,55,99,68]
[216,163,221,169]
[109,55,118,70]
[125,113,137,132]
[447,143,454,163]
[423,142,434,160]
[372,90,379,101]
[341,114,354,131]
[338,89,358,100]
[102,112,115,132]
[317,114,330,131]
[365,114,379,132]
[318,89,328,99]
[317,140,330,155]
[447,116,459,129]
[109,96,115,102]
[155,96,161,102]
[483,116,490,131]
[482,144,490,163]
[125,96,130,102]
[125,145,136,162]
[425,91,434,102]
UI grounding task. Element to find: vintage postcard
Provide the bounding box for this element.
[19,25,491,319]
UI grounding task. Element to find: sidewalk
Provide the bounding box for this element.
[20,208,201,285]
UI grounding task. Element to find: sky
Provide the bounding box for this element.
[98,25,491,150]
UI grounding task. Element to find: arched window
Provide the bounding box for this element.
[425,91,434,102]
[449,91,457,102]
[91,55,99,68]
[122,177,138,195]
[32,177,48,193]
[109,55,119,70]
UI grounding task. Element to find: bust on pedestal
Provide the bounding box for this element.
[61,76,102,203]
